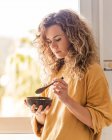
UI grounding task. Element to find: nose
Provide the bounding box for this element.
[50,40,58,48]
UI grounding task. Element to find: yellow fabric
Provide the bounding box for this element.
[31,63,112,140]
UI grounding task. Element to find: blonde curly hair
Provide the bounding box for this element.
[33,9,99,79]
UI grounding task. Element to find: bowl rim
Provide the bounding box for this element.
[26,96,52,100]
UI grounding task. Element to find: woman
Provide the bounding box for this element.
[29,9,112,140]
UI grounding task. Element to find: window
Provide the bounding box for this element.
[0,0,79,134]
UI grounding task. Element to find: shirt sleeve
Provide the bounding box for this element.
[31,115,44,137]
[85,64,112,134]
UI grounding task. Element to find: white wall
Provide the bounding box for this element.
[103,0,112,60]
[80,0,112,139]
[80,0,112,62]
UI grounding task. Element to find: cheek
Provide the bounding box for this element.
[63,42,70,52]
[63,38,70,49]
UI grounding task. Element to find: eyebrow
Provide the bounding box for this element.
[46,34,63,41]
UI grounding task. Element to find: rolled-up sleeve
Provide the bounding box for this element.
[31,115,44,137]
[85,65,112,134]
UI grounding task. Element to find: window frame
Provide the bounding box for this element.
[0,117,33,133]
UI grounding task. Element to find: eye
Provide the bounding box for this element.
[55,38,61,42]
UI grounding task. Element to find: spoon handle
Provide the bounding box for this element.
[35,77,64,94]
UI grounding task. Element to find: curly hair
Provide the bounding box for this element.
[33,9,99,79]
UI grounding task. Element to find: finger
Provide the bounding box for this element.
[44,105,50,111]
[24,99,28,106]
[53,88,61,96]
[31,104,37,113]
[37,105,43,112]
[53,82,68,94]
[35,105,43,115]
[42,105,50,114]
[53,87,66,96]
[53,82,67,90]
[53,79,67,87]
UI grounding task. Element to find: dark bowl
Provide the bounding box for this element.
[26,96,52,110]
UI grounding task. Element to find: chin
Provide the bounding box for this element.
[55,53,65,59]
[56,55,64,59]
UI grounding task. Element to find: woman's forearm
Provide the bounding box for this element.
[63,96,93,129]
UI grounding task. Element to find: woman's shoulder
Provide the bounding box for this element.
[85,62,105,80]
[87,62,103,73]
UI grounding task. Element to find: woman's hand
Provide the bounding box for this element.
[24,99,50,125]
[52,78,69,102]
[31,104,50,125]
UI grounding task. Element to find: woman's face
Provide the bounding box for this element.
[45,25,70,59]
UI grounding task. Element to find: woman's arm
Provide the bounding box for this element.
[63,96,93,128]
[52,78,93,129]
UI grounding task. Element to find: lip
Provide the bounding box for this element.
[55,51,61,54]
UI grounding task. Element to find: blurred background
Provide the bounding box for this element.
[0,0,79,116]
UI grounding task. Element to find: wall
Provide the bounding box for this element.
[80,0,112,139]
[80,0,112,63]
[103,0,112,60]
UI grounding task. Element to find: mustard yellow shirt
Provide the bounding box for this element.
[32,63,112,140]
